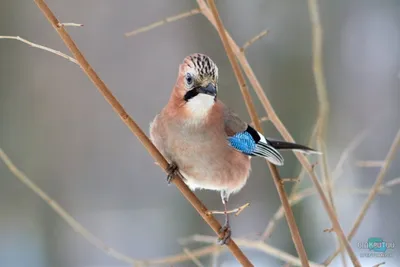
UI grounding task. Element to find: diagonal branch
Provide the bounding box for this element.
[0,148,143,266]
[32,0,253,266]
[197,1,361,265]
[240,29,269,52]
[206,0,310,266]
[0,35,78,64]
[260,119,319,241]
[125,8,201,37]
[182,247,206,267]
[261,115,371,242]
[324,128,400,265]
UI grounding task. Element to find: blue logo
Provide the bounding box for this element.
[358,237,395,258]
[368,237,388,252]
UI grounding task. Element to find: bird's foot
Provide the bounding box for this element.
[217,224,231,245]
[166,162,179,184]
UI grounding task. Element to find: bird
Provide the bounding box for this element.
[149,53,320,245]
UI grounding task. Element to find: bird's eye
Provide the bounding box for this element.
[185,73,194,87]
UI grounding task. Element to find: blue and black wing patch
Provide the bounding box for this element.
[228,126,284,165]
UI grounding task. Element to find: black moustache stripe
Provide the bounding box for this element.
[184,87,199,101]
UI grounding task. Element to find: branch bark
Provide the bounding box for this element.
[206,1,310,266]
[197,0,360,266]
[32,0,253,266]
[197,0,361,266]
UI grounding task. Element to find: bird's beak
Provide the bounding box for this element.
[197,83,217,97]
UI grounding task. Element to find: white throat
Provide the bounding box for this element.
[186,94,215,118]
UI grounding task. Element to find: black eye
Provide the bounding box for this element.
[185,73,194,86]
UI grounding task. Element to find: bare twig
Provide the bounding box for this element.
[183,247,205,267]
[125,8,201,37]
[0,148,142,266]
[332,128,371,179]
[280,178,300,184]
[259,119,320,241]
[198,1,360,265]
[181,235,324,267]
[0,35,78,64]
[259,174,399,240]
[207,202,250,216]
[307,0,347,265]
[260,124,370,241]
[206,0,310,266]
[58,22,83,27]
[240,30,269,52]
[249,115,269,128]
[372,262,385,267]
[143,245,223,266]
[382,177,400,187]
[33,1,253,266]
[324,128,400,265]
[210,249,220,267]
[356,160,385,167]
[205,0,260,129]
[259,116,269,123]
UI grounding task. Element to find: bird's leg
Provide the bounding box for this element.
[217,190,232,245]
[166,162,179,184]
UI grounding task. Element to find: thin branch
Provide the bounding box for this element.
[210,249,220,267]
[0,148,142,266]
[205,0,260,129]
[206,0,310,266]
[260,120,319,241]
[144,245,224,266]
[260,114,370,241]
[33,1,253,266]
[356,160,385,167]
[0,35,78,64]
[197,1,360,265]
[58,22,83,27]
[307,0,347,265]
[183,247,206,267]
[324,128,400,265]
[260,175,399,239]
[207,202,250,216]
[125,8,201,37]
[259,116,269,123]
[249,115,269,128]
[280,178,300,184]
[181,235,324,267]
[372,262,385,267]
[332,128,371,179]
[382,177,400,187]
[240,30,269,52]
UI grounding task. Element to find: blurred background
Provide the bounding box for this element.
[1,0,399,266]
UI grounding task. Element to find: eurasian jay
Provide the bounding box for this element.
[150,53,319,244]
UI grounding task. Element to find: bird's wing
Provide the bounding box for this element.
[223,107,284,165]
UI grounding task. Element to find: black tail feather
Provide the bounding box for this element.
[267,139,321,154]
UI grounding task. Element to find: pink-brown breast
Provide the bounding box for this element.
[150,101,251,195]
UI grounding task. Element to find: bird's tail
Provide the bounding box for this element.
[267,139,321,155]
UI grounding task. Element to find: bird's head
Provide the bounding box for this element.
[172,53,219,117]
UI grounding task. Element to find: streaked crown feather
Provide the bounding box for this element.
[183,53,218,83]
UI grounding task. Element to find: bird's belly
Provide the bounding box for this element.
[170,138,251,194]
